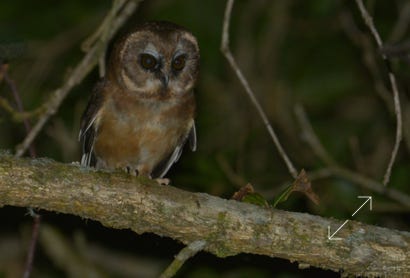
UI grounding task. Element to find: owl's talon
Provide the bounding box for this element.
[123,167,141,177]
[155,178,170,185]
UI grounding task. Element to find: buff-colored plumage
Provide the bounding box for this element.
[79,21,199,178]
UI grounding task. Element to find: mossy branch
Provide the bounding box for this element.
[0,153,408,277]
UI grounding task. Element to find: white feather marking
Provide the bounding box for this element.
[121,70,161,93]
[190,122,197,151]
[122,72,142,92]
[79,109,102,166]
[180,33,199,50]
[78,111,100,141]
[157,145,183,178]
[143,43,159,56]
[80,137,95,167]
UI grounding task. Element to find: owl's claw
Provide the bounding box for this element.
[125,168,169,185]
[155,178,170,185]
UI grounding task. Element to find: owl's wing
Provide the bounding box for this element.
[78,81,105,167]
[154,122,197,178]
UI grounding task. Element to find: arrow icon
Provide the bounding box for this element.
[352,196,372,216]
[327,196,372,240]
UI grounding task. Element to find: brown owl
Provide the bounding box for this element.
[79,21,199,181]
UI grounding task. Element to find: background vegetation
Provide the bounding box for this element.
[0,0,409,277]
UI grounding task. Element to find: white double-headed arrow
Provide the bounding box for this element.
[328,196,372,240]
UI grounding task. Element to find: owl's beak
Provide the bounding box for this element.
[159,73,169,88]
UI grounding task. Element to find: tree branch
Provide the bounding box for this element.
[0,154,408,276]
[295,104,410,208]
[354,0,403,186]
[159,240,207,278]
[14,0,143,158]
[220,0,298,179]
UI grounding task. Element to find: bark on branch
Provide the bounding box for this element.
[0,153,408,277]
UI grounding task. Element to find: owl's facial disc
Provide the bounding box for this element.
[117,28,199,98]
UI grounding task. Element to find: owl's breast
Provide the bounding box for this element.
[93,94,195,175]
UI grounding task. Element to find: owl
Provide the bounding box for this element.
[79,21,199,181]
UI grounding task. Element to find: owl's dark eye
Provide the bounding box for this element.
[172,55,186,71]
[140,54,158,70]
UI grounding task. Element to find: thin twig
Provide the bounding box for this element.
[1,63,40,277]
[0,65,44,122]
[0,96,44,122]
[340,9,410,156]
[216,154,247,188]
[159,240,207,278]
[295,104,410,208]
[81,0,128,52]
[23,210,41,278]
[15,0,142,158]
[339,10,393,111]
[2,66,36,157]
[4,68,39,278]
[82,0,129,77]
[388,1,410,43]
[354,0,403,186]
[220,0,298,179]
[294,104,336,167]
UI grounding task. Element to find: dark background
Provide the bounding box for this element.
[0,0,409,277]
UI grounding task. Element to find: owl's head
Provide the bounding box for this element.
[109,21,200,99]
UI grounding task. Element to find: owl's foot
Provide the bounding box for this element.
[124,166,140,176]
[123,166,170,185]
[155,178,170,185]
